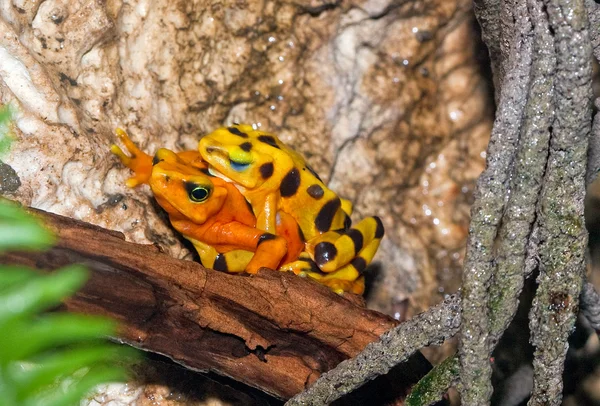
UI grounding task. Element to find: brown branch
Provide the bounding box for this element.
[0,207,434,400]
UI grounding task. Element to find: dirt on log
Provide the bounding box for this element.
[0,207,432,400]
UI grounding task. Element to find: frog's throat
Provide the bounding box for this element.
[208,166,248,194]
[161,197,201,221]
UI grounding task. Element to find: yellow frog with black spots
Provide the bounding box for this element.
[198,124,384,288]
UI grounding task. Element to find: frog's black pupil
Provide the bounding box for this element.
[191,187,208,201]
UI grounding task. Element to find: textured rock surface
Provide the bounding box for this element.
[0,0,492,318]
[85,358,273,405]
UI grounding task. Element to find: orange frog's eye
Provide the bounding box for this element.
[185,182,211,203]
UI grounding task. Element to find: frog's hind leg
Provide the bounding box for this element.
[218,250,255,273]
[204,250,254,273]
[279,253,366,295]
[110,128,153,187]
[189,237,253,273]
[307,216,384,273]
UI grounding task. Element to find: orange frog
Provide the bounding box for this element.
[110,128,303,274]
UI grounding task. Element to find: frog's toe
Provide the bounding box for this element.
[125,176,144,188]
[110,144,131,165]
[320,279,356,295]
[350,276,365,295]
[278,255,320,276]
[115,128,143,155]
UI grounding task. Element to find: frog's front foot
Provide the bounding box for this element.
[245,232,288,274]
[110,128,153,187]
[279,252,321,275]
[321,276,365,295]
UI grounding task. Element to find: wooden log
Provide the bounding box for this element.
[1,208,430,400]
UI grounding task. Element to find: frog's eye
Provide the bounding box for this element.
[185,182,211,202]
[190,186,210,202]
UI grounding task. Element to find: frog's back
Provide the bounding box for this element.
[239,127,352,239]
[200,124,352,239]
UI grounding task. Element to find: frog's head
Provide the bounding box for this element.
[149,148,227,224]
[198,125,293,191]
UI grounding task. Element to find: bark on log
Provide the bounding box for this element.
[0,207,431,400]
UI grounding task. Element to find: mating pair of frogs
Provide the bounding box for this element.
[111,124,384,294]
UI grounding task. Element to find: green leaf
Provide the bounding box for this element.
[0,105,13,156]
[0,265,88,326]
[0,200,55,252]
[0,314,116,362]
[0,105,10,123]
[0,219,56,252]
[25,364,129,406]
[0,105,138,405]
[10,344,137,399]
[0,266,39,292]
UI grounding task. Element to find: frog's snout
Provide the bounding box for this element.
[205,147,232,167]
[200,139,229,159]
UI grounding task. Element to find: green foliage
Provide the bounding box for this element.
[0,201,55,251]
[0,104,14,156]
[0,109,137,406]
